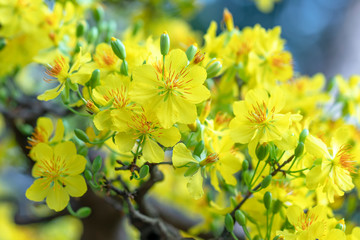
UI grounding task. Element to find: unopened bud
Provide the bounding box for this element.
[160,32,170,56]
[225,213,234,232]
[242,159,249,171]
[93,6,104,23]
[87,27,98,44]
[120,60,128,76]
[272,200,282,214]
[299,129,309,143]
[256,143,269,161]
[76,21,87,38]
[74,129,90,143]
[0,38,6,51]
[84,169,93,181]
[294,142,304,157]
[139,165,149,178]
[235,210,246,226]
[111,37,126,60]
[261,175,272,189]
[92,155,102,173]
[87,69,100,88]
[264,191,272,210]
[76,207,92,218]
[186,45,197,61]
[206,61,222,79]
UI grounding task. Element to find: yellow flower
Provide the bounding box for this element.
[91,73,135,132]
[37,49,91,101]
[114,110,181,163]
[26,142,87,211]
[132,49,210,128]
[277,205,346,240]
[27,117,64,151]
[306,128,356,202]
[230,88,299,145]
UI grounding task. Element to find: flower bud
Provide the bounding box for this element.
[120,60,128,76]
[206,61,222,79]
[235,210,246,226]
[272,199,282,214]
[242,159,249,171]
[294,142,304,157]
[93,6,104,23]
[76,21,87,38]
[224,213,234,232]
[76,207,92,218]
[223,8,234,31]
[160,32,170,56]
[111,37,126,60]
[264,191,272,210]
[139,165,150,178]
[256,143,269,161]
[299,129,309,143]
[87,69,100,88]
[87,27,98,44]
[186,45,197,61]
[92,155,102,173]
[84,169,93,181]
[335,223,345,231]
[193,140,205,157]
[243,171,251,187]
[261,175,272,189]
[0,38,6,51]
[74,129,90,143]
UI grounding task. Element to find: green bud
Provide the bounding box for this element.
[256,143,269,161]
[87,69,100,88]
[242,159,249,171]
[160,32,170,56]
[78,145,88,157]
[74,129,90,143]
[76,207,92,218]
[74,41,82,54]
[193,140,205,157]
[335,223,345,231]
[273,236,280,240]
[87,27,99,44]
[93,6,104,23]
[61,90,70,104]
[272,199,282,214]
[139,165,150,178]
[224,213,234,232]
[294,142,305,157]
[184,163,200,177]
[92,155,102,173]
[299,129,309,143]
[206,61,222,79]
[120,60,128,76]
[84,169,93,181]
[243,171,251,187]
[261,175,272,189]
[235,210,246,226]
[76,21,87,38]
[0,38,7,51]
[132,20,143,36]
[264,191,272,210]
[111,37,126,60]
[18,124,33,135]
[186,45,197,61]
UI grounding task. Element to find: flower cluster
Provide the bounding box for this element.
[1,2,359,239]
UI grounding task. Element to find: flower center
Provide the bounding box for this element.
[246,101,275,124]
[335,144,356,173]
[45,56,67,82]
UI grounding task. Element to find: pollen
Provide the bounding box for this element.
[44,56,67,82]
[246,101,275,124]
[336,144,356,173]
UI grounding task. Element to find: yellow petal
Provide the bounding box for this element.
[286,205,303,226]
[52,119,64,143]
[37,84,65,101]
[229,118,256,144]
[153,126,180,147]
[184,65,207,86]
[31,143,53,162]
[36,117,53,141]
[94,110,113,131]
[54,141,77,161]
[166,49,188,74]
[187,170,204,200]
[115,132,136,153]
[65,155,87,175]
[64,175,87,197]
[172,143,198,167]
[26,178,51,202]
[142,138,164,163]
[306,165,326,189]
[184,85,210,104]
[46,182,70,212]
[111,109,133,132]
